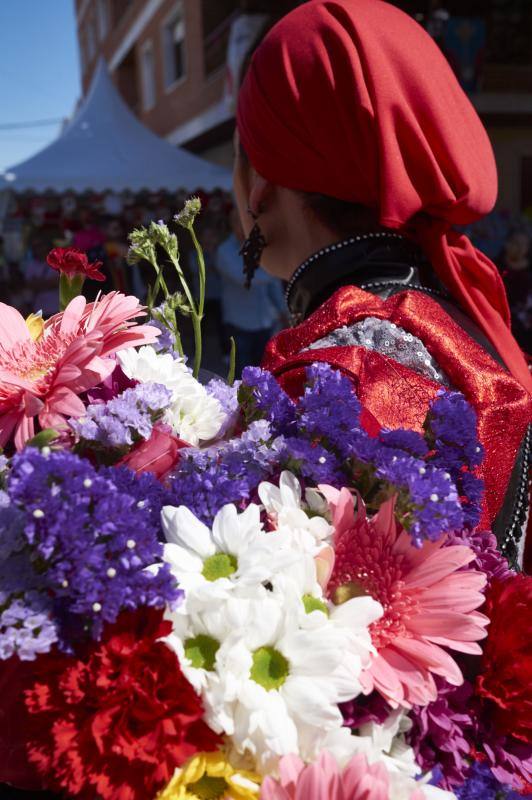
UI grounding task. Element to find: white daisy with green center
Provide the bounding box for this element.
[162,602,239,735]
[209,589,376,774]
[161,502,296,609]
[258,471,333,554]
[270,553,383,686]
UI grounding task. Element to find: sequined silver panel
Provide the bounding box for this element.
[304,316,450,386]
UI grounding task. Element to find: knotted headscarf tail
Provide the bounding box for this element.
[237,0,532,391]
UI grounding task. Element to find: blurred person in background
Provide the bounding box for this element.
[21,234,58,317]
[103,216,129,292]
[216,208,286,377]
[72,207,105,255]
[498,229,532,353]
[187,220,226,356]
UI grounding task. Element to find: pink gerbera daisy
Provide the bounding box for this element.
[0,293,159,450]
[322,487,488,708]
[260,751,434,800]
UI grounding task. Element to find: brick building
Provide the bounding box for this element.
[75,0,532,213]
[75,0,298,166]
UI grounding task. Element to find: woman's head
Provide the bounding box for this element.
[236,0,496,225]
[234,0,532,389]
[233,132,380,279]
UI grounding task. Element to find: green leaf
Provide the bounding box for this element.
[26,429,59,449]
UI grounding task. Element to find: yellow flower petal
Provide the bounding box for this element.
[156,751,261,800]
[25,313,45,342]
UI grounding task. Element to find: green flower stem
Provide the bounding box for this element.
[189,225,206,319]
[168,250,203,377]
[168,253,197,315]
[170,308,185,358]
[227,336,236,386]
[59,274,85,311]
[147,259,170,310]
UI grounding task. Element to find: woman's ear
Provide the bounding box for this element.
[249,173,275,217]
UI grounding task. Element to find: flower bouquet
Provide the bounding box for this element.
[0,200,530,800]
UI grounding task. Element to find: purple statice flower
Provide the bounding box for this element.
[151,316,178,355]
[70,381,172,449]
[298,363,364,461]
[168,422,278,525]
[206,378,241,436]
[0,589,58,661]
[458,471,483,529]
[379,428,429,458]
[149,302,187,358]
[6,449,181,647]
[369,447,464,546]
[100,464,171,533]
[0,490,26,560]
[295,365,464,543]
[456,761,523,800]
[424,389,484,528]
[407,677,476,789]
[240,366,297,435]
[426,390,484,470]
[280,437,344,485]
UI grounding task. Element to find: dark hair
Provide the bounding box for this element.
[302,193,380,237]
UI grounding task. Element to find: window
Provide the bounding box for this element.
[162,2,186,89]
[115,46,140,113]
[201,0,239,77]
[96,0,109,41]
[140,40,156,110]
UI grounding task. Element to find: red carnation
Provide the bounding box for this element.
[25,609,221,800]
[476,575,532,744]
[47,246,105,282]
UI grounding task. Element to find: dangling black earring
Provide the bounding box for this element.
[240,207,267,289]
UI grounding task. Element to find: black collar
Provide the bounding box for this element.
[285,232,440,323]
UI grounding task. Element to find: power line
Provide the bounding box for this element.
[0,118,64,131]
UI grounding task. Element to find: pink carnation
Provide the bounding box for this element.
[0,293,159,450]
[322,487,489,708]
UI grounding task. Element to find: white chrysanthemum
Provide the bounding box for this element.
[162,603,237,734]
[335,710,457,797]
[117,345,225,444]
[316,714,456,800]
[161,503,296,609]
[271,555,382,694]
[258,471,333,553]
[208,589,375,774]
[118,344,188,383]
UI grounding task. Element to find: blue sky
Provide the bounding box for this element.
[0,1,80,172]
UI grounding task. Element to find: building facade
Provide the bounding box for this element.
[75,0,532,213]
[75,0,298,166]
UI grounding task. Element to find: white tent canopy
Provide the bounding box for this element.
[0,60,232,193]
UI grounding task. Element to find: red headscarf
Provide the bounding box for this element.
[237,0,532,391]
